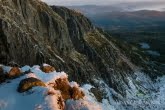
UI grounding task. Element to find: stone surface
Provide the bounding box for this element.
[17,77,46,93]
[7,67,22,78]
[41,65,55,73]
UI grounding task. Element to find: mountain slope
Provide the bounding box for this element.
[0,0,163,109]
[0,0,136,92]
[83,10,165,32]
[0,64,103,110]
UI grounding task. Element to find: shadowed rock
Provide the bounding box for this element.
[0,66,3,74]
[17,77,46,93]
[0,0,158,99]
[0,67,6,83]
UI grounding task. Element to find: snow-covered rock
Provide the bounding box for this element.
[0,64,104,110]
[41,64,56,73]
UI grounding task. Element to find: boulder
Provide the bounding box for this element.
[7,67,22,78]
[17,77,46,93]
[41,65,55,73]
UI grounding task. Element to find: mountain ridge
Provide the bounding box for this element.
[0,0,163,109]
[0,0,136,93]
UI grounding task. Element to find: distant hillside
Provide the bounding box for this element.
[67,5,123,15]
[86,10,165,32]
[68,7,165,65]
[79,10,165,64]
[68,1,165,15]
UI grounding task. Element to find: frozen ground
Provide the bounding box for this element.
[140,42,150,49]
[0,64,110,110]
[101,72,165,110]
[0,64,165,110]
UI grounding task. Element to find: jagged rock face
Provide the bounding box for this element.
[0,0,142,97]
[51,6,93,53]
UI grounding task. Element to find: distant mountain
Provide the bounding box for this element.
[86,10,165,32]
[68,1,165,15]
[67,5,123,15]
[68,5,165,66]
[75,9,165,64]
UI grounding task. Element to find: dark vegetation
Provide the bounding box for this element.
[85,10,165,66]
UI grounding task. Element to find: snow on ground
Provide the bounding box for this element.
[82,84,113,110]
[0,65,66,110]
[0,64,105,110]
[146,50,160,56]
[66,84,112,110]
[0,77,46,110]
[139,42,161,57]
[30,65,68,84]
[139,42,150,49]
[1,65,12,73]
[1,64,165,110]
[101,71,165,110]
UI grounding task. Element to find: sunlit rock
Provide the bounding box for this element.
[17,77,46,93]
[7,67,22,78]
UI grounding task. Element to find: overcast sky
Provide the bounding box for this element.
[42,0,165,6]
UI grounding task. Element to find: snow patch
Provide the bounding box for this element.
[140,42,150,49]
[0,64,104,110]
[43,64,50,67]
[45,89,64,110]
[2,66,12,73]
[21,65,31,72]
[82,84,115,110]
[70,81,79,88]
[0,100,8,110]
[146,50,160,56]
[30,65,67,84]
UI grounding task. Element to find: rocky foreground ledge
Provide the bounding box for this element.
[0,64,103,110]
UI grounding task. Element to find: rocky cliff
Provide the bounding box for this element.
[0,0,160,108]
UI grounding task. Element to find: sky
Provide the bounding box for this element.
[42,0,165,6]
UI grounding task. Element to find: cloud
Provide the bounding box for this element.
[41,0,165,6]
